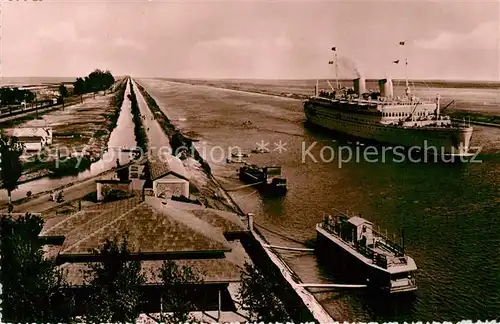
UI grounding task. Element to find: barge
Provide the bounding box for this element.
[316,210,417,294]
[238,164,287,195]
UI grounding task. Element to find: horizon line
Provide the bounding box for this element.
[1,76,499,84]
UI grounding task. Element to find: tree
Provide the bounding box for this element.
[73,70,115,99]
[82,237,146,323]
[24,89,36,103]
[156,260,204,323]
[58,84,68,110]
[238,262,290,322]
[58,84,69,97]
[0,134,24,206]
[0,213,75,322]
[73,77,86,103]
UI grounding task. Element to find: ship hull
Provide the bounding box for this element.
[238,170,287,196]
[316,227,417,294]
[305,103,473,158]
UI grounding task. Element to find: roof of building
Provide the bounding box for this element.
[39,196,238,257]
[347,216,372,227]
[147,152,189,181]
[59,258,241,286]
[190,209,247,235]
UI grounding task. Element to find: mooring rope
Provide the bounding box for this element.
[254,222,307,246]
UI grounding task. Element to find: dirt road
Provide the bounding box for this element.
[0,167,126,214]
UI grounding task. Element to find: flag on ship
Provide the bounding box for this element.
[393,60,400,64]
[399,41,405,45]
[331,47,336,51]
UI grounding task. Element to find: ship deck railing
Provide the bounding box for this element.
[320,220,407,269]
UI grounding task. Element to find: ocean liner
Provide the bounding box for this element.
[316,210,418,294]
[304,49,474,157]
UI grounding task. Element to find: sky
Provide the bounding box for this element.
[2,0,499,81]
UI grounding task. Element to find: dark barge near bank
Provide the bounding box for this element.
[316,210,417,294]
[238,164,287,195]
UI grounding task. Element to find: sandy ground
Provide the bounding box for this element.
[2,85,125,183]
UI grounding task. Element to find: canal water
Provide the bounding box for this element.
[0,80,136,201]
[137,78,500,322]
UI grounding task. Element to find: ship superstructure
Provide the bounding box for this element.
[304,48,473,157]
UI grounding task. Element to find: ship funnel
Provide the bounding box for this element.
[353,77,366,96]
[378,78,394,98]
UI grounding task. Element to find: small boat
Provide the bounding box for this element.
[120,146,141,153]
[316,210,417,294]
[226,157,246,164]
[250,147,269,154]
[231,152,250,158]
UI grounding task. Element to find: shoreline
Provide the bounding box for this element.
[134,80,242,214]
[160,78,500,127]
[132,79,320,323]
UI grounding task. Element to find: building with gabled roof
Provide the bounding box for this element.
[139,150,191,199]
[147,153,188,181]
[38,190,250,315]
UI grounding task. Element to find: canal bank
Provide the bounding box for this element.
[132,78,326,323]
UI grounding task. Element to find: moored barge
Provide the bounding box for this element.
[316,210,417,294]
[238,164,287,195]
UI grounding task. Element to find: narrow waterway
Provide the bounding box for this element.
[0,80,136,202]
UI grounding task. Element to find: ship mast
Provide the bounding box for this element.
[328,47,338,91]
[333,47,339,90]
[405,58,408,89]
[400,41,410,97]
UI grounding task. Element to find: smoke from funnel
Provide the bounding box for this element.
[336,56,362,79]
[354,68,363,79]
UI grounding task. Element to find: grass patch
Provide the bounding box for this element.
[53,132,82,138]
[102,189,133,202]
[83,191,98,202]
[22,159,52,172]
[106,78,128,132]
[82,189,132,203]
[94,129,108,137]
[128,82,148,152]
[47,156,92,177]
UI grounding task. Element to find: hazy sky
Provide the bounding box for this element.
[2,0,499,80]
